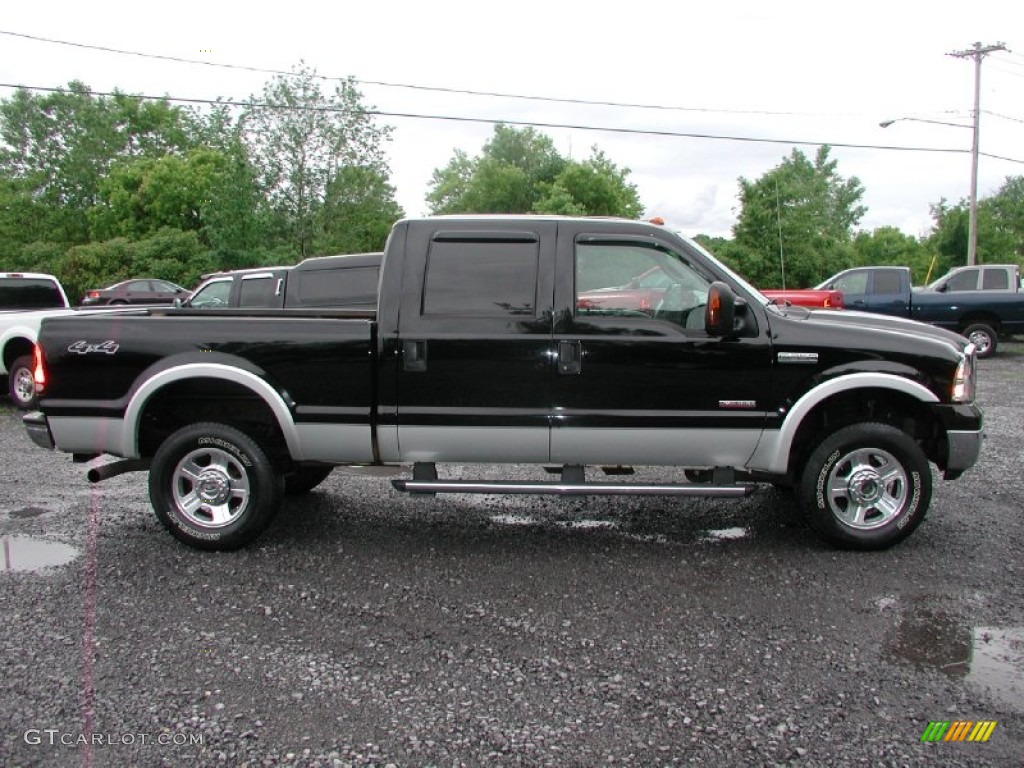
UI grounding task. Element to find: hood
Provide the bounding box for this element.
[769,306,969,354]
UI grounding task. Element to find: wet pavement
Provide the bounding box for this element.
[1,343,1022,767]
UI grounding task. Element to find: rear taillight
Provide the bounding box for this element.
[32,344,47,395]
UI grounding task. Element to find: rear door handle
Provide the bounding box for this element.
[403,340,427,372]
[558,340,582,375]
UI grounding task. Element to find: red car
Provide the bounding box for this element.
[80,278,190,306]
[760,286,845,309]
[577,266,675,312]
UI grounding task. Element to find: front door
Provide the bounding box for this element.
[550,225,772,468]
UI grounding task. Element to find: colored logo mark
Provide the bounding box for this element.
[921,721,997,742]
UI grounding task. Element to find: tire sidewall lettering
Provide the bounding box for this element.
[815,449,841,510]
[896,471,922,530]
[196,436,253,467]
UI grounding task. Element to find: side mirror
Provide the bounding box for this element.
[705,281,736,337]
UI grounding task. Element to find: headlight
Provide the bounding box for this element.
[952,344,977,403]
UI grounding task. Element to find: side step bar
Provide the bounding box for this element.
[392,479,753,497]
[392,463,753,498]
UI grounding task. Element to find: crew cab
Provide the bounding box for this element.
[23,216,983,553]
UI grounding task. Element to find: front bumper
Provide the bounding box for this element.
[944,429,984,479]
[23,411,55,450]
[935,402,984,480]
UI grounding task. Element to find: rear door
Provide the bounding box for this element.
[393,220,555,463]
[235,270,288,308]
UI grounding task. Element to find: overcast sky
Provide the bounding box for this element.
[2,1,1022,239]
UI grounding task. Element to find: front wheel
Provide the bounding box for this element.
[962,323,997,358]
[799,423,932,550]
[7,355,37,410]
[149,422,284,550]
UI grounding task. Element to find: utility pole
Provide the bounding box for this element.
[948,41,1006,266]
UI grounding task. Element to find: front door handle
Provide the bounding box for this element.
[558,340,582,375]
[403,340,427,372]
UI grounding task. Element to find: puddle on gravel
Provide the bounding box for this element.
[1,536,79,573]
[885,608,1024,713]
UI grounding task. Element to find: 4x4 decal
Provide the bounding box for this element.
[68,340,119,355]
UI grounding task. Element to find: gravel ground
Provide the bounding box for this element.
[1,344,1022,768]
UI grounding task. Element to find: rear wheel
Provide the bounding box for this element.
[149,422,283,550]
[7,355,37,410]
[799,422,931,550]
[963,323,997,358]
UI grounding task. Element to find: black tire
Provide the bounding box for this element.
[962,323,997,359]
[285,466,334,496]
[799,422,932,551]
[148,422,284,550]
[7,355,37,410]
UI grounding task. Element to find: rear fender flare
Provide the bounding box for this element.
[122,362,302,459]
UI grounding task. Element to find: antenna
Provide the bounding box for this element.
[775,179,786,289]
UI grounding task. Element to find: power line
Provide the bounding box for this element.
[0,81,991,158]
[982,109,1024,125]
[0,27,877,120]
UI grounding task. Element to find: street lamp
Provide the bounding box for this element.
[879,115,978,265]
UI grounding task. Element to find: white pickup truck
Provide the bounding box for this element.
[1,272,74,408]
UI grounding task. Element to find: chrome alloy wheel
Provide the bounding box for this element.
[12,366,35,406]
[171,447,251,529]
[967,328,993,356]
[824,447,909,530]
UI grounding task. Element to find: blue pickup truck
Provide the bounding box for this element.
[816,264,1024,357]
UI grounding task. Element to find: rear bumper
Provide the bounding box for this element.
[23,411,55,450]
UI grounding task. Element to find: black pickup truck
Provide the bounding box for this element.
[23,216,983,552]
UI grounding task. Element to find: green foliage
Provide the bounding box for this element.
[0,82,196,244]
[240,62,393,257]
[535,150,643,218]
[314,165,404,253]
[851,227,932,283]
[927,176,1024,271]
[427,125,643,218]
[733,146,866,287]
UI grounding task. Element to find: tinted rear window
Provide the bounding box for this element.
[286,266,380,308]
[422,241,538,316]
[0,278,65,310]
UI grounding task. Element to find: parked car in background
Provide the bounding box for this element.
[1,272,70,311]
[925,263,1022,293]
[81,278,189,306]
[183,252,383,310]
[778,265,1024,357]
[759,286,845,309]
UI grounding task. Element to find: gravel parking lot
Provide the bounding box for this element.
[2,345,1022,767]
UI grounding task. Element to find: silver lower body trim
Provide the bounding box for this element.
[48,416,129,457]
[296,424,374,463]
[551,427,762,467]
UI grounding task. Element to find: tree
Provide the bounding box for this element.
[732,146,866,287]
[0,82,196,244]
[240,63,393,257]
[314,165,404,254]
[851,227,931,283]
[534,149,643,218]
[927,176,1024,269]
[426,125,643,217]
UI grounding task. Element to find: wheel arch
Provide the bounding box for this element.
[125,364,302,461]
[751,373,941,476]
[1,332,36,373]
[957,312,1000,333]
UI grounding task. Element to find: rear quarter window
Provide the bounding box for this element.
[0,277,66,310]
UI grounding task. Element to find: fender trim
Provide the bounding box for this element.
[747,372,939,474]
[122,363,302,459]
